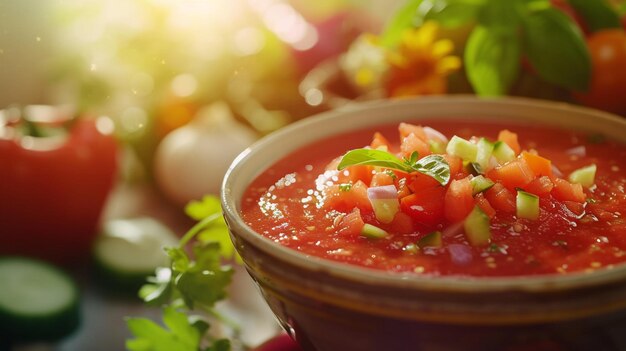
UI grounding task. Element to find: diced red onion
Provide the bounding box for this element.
[448,244,473,266]
[367,185,398,200]
[566,145,586,157]
[423,126,449,143]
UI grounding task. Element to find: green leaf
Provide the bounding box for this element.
[523,7,591,92]
[176,242,234,310]
[140,267,174,306]
[478,0,522,28]
[380,0,424,47]
[338,149,450,185]
[566,0,622,32]
[185,195,223,221]
[338,149,414,173]
[413,154,451,186]
[424,0,485,28]
[464,26,521,96]
[126,313,197,351]
[162,307,203,348]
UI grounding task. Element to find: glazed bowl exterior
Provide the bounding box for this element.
[222,96,626,351]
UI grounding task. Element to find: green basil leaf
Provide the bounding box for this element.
[566,0,622,32]
[464,26,521,96]
[523,8,591,92]
[424,0,485,28]
[478,0,522,28]
[380,0,424,48]
[338,148,450,185]
[413,154,451,185]
[338,149,413,173]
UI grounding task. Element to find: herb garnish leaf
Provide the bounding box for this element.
[126,195,236,351]
[338,148,450,185]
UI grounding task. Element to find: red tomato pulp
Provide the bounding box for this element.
[241,121,626,277]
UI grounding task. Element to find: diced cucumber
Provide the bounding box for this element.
[418,231,442,248]
[429,140,446,154]
[475,138,495,170]
[465,161,483,176]
[0,257,80,342]
[463,206,491,246]
[93,217,178,291]
[470,175,495,195]
[568,164,597,188]
[446,136,477,162]
[361,224,388,239]
[516,190,540,220]
[371,199,400,224]
[493,141,515,164]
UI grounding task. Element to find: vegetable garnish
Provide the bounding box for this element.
[338,149,451,185]
[125,195,236,351]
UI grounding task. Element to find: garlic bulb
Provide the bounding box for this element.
[154,102,257,207]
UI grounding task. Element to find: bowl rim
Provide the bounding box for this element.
[222,95,626,294]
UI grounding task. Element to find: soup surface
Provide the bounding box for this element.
[240,120,626,277]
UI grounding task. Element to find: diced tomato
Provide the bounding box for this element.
[370,171,395,187]
[400,186,446,226]
[475,193,496,218]
[521,151,553,177]
[444,178,474,222]
[399,123,428,141]
[400,133,430,158]
[336,208,365,238]
[388,211,414,234]
[524,176,554,197]
[324,180,373,212]
[563,200,585,216]
[552,178,586,203]
[407,173,440,192]
[487,159,535,190]
[341,165,374,185]
[485,183,516,213]
[443,154,465,179]
[370,132,391,150]
[498,129,521,155]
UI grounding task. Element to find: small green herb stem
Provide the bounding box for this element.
[178,213,222,249]
[206,307,242,336]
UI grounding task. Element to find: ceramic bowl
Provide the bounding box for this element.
[222,96,626,351]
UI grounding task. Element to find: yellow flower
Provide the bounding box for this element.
[386,21,461,97]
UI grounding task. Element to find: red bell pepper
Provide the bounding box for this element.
[0,106,118,264]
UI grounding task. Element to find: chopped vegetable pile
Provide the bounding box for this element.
[241,121,626,276]
[331,123,592,247]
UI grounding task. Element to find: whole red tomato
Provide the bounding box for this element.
[0,107,118,264]
[575,29,626,116]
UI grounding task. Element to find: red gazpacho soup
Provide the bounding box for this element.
[240,121,626,277]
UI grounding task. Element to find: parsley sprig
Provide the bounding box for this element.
[126,196,238,351]
[338,149,451,185]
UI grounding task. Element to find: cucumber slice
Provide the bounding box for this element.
[0,257,80,342]
[475,138,495,170]
[446,136,477,162]
[568,164,597,188]
[470,175,495,195]
[517,190,540,220]
[361,224,388,239]
[93,217,178,291]
[463,206,491,246]
[493,141,515,164]
[418,231,442,249]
